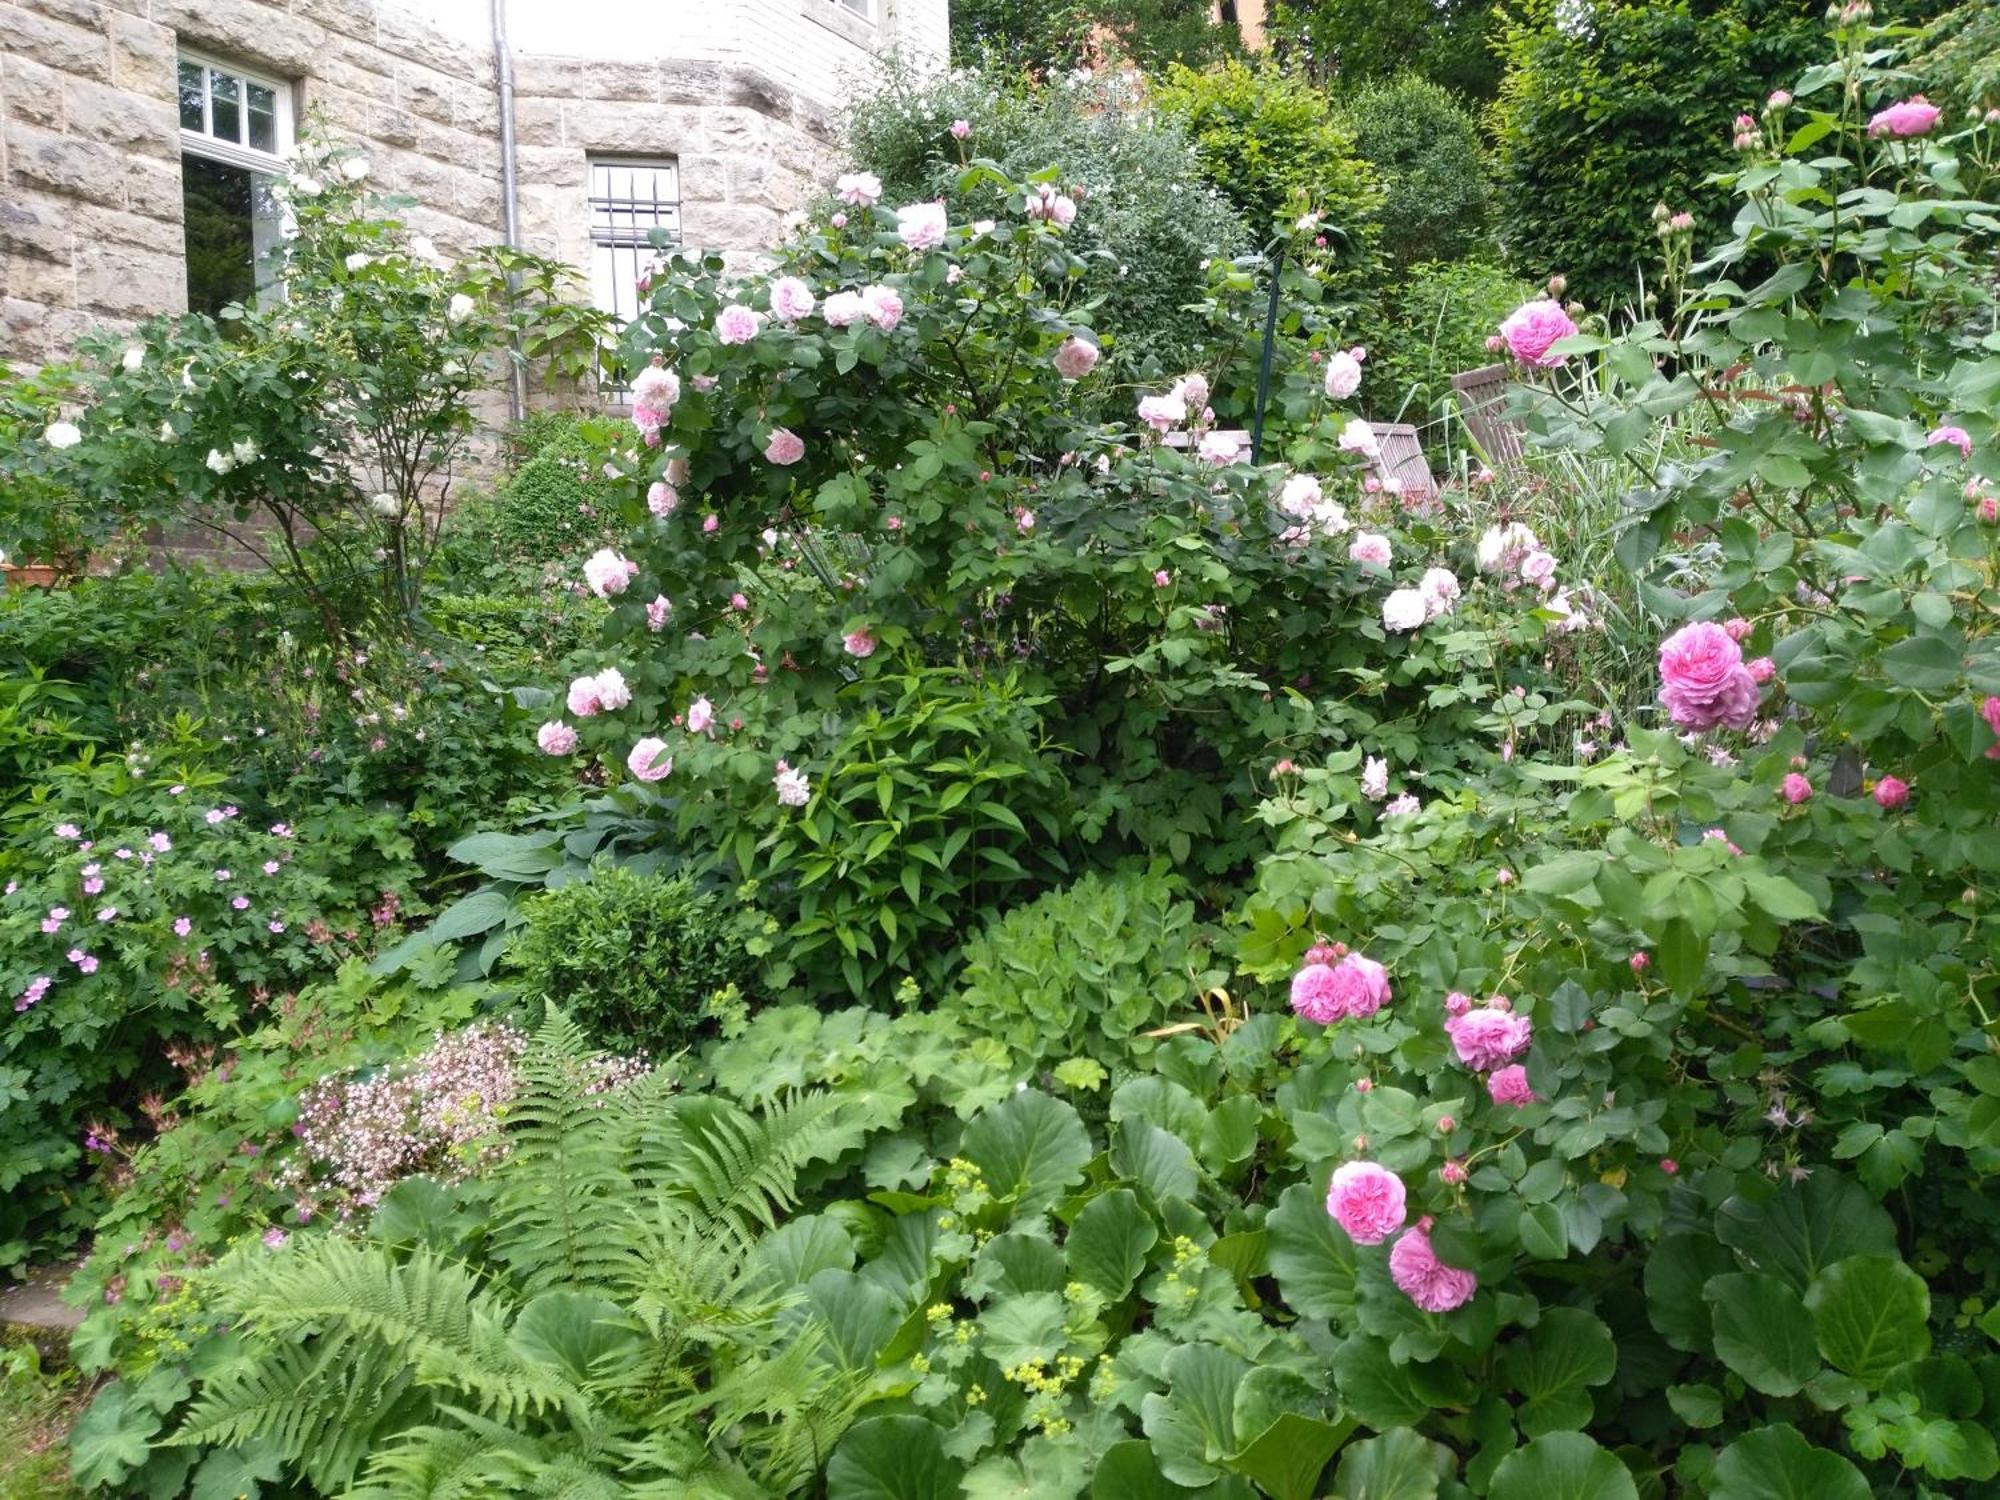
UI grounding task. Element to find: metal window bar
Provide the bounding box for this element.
[588,160,682,398]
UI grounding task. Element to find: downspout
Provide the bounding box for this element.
[491,0,527,424]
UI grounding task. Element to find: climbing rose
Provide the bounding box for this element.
[686,696,714,734]
[1782,772,1813,804]
[835,171,881,206]
[626,738,673,782]
[646,481,678,516]
[1198,430,1242,466]
[1389,1218,1478,1312]
[822,291,866,327]
[566,676,603,717]
[1874,775,1910,810]
[1445,1005,1533,1071]
[1137,390,1187,433]
[582,548,636,599]
[1326,1161,1407,1245]
[1419,568,1461,620]
[860,284,903,330]
[1290,953,1391,1024]
[592,668,631,711]
[1382,589,1428,633]
[1054,337,1099,380]
[630,365,680,429]
[1487,1065,1537,1107]
[1927,424,1973,457]
[536,721,577,755]
[1348,532,1392,567]
[765,428,805,466]
[1337,418,1379,458]
[714,304,763,344]
[1868,96,1941,137]
[645,595,671,632]
[773,760,811,806]
[1362,756,1389,800]
[1498,298,1579,368]
[1658,621,1760,731]
[1279,474,1322,516]
[1476,523,1540,576]
[896,202,947,250]
[843,629,877,659]
[1323,348,1364,400]
[769,276,815,321]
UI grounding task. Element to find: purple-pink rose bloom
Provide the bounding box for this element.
[1445,1005,1532,1072]
[626,738,673,783]
[1290,953,1391,1024]
[1326,1161,1407,1245]
[1487,1064,1536,1108]
[1498,298,1579,368]
[714,304,764,345]
[765,428,805,466]
[1658,621,1760,731]
[1868,96,1941,137]
[536,721,577,755]
[1054,337,1100,380]
[1389,1218,1479,1312]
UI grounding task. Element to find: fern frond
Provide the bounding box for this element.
[651,1091,849,1251]
[347,1424,526,1500]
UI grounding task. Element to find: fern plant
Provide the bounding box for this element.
[149,1012,876,1498]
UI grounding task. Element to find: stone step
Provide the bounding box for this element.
[0,1262,84,1366]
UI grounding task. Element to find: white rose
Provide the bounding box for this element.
[448,293,476,323]
[370,492,399,517]
[232,437,260,464]
[205,449,235,475]
[341,157,370,181]
[43,421,82,449]
[345,253,371,273]
[121,346,145,372]
[158,421,175,442]
[291,174,322,198]
[1381,588,1428,633]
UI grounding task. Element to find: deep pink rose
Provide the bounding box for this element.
[1873,775,1910,810]
[1487,1065,1536,1107]
[1326,1161,1406,1245]
[1869,96,1941,138]
[1498,299,1579,368]
[1445,1006,1532,1072]
[1658,621,1760,731]
[1389,1218,1478,1312]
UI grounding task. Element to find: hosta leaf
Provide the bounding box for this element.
[827,1416,964,1500]
[962,1090,1092,1212]
[1804,1254,1931,1387]
[1709,1425,1870,1500]
[1704,1271,1820,1396]
[1487,1432,1638,1500]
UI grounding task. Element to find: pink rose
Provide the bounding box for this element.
[647,480,679,516]
[1873,774,1910,810]
[1323,348,1364,400]
[566,676,603,717]
[1348,532,1392,567]
[822,291,865,327]
[765,428,806,466]
[536,722,576,755]
[626,737,673,782]
[1498,298,1579,368]
[686,696,714,734]
[1137,390,1187,433]
[1289,953,1391,1024]
[1658,621,1760,731]
[582,548,635,599]
[1445,1005,1532,1071]
[1325,1161,1407,1246]
[1054,337,1100,380]
[1781,772,1812,804]
[843,628,876,659]
[1487,1065,1536,1108]
[860,284,904,330]
[1747,656,1776,683]
[1389,1218,1478,1312]
[646,595,671,632]
[1982,695,2000,759]
[1197,430,1242,466]
[1868,96,1941,137]
[770,276,815,322]
[835,172,881,206]
[896,202,947,251]
[1927,424,1973,457]
[714,304,764,345]
[950,119,971,140]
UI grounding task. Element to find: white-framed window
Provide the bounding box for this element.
[176,49,295,316]
[837,0,875,17]
[587,157,682,393]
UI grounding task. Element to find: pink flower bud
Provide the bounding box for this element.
[1439,1159,1467,1185]
[1873,775,1910,810]
[1630,951,1650,973]
[1354,1078,1373,1093]
[1659,1157,1679,1175]
[1436,1115,1456,1135]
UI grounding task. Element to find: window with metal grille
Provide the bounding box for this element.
[588,157,682,392]
[177,49,295,316]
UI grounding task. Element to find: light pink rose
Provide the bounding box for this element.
[1658,621,1760,731]
[773,759,811,806]
[843,628,876,659]
[1326,1161,1407,1246]
[770,276,815,322]
[1927,424,1973,457]
[686,696,714,734]
[1198,430,1242,466]
[765,427,805,466]
[1519,550,1558,591]
[1137,390,1187,433]
[714,304,763,345]
[1382,589,1427,633]
[1348,532,1392,567]
[647,481,679,516]
[1487,1065,1536,1108]
[896,202,947,251]
[582,548,635,599]
[1027,184,1076,225]
[860,284,904,330]
[566,676,602,717]
[1323,348,1364,400]
[822,290,866,328]
[1054,337,1100,380]
[836,172,882,206]
[1868,96,1941,137]
[1389,1218,1478,1312]
[591,668,631,711]
[1338,419,1380,458]
[1498,298,1580,368]
[626,737,673,782]
[1419,568,1460,620]
[646,595,671,632]
[950,119,971,140]
[1445,1005,1532,1071]
[1747,656,1775,683]
[536,721,577,755]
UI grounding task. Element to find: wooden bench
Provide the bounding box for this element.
[1449,363,1526,466]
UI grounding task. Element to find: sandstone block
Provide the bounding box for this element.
[5,120,127,201]
[155,0,327,77]
[65,76,178,156]
[4,54,66,129]
[0,4,111,83]
[75,240,183,318]
[107,11,174,94]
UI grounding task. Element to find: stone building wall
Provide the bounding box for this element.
[0,0,943,371]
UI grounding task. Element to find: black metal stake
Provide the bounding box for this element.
[1250,247,1283,466]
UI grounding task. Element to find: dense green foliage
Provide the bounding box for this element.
[506,867,756,1053]
[1358,258,1536,428]
[1268,0,1503,99]
[1340,74,1490,269]
[948,0,1238,73]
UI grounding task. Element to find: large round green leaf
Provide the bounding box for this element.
[1643,1234,1735,1354]
[1140,1342,1255,1487]
[1714,1172,1895,1294]
[1703,1272,1820,1397]
[1065,1188,1158,1300]
[1090,1441,1182,1500]
[1804,1254,1932,1387]
[1498,1307,1617,1436]
[1487,1433,1639,1500]
[826,1416,963,1500]
[1708,1425,1871,1500]
[961,1089,1092,1212]
[1330,1427,1448,1500]
[1267,1181,1358,1323]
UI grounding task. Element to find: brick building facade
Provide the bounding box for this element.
[0,0,948,371]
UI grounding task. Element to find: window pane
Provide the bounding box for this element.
[209,68,240,144]
[178,60,205,132]
[182,153,257,316]
[247,83,276,153]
